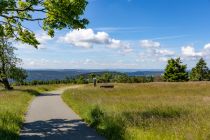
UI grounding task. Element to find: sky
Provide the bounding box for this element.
[15,0,210,69]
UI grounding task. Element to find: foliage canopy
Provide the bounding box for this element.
[0,0,88,48]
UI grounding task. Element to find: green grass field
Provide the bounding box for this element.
[0,84,70,140]
[62,82,210,140]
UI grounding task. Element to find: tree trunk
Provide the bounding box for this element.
[1,78,13,90]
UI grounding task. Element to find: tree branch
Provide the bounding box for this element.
[1,14,45,21]
[5,8,46,12]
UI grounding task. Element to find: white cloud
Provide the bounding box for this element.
[60,28,120,49]
[155,49,175,56]
[60,29,97,48]
[118,44,133,55]
[138,40,175,63]
[35,32,53,49]
[107,39,133,54]
[139,40,160,48]
[181,45,203,57]
[60,28,133,54]
[36,32,52,43]
[204,43,210,50]
[107,39,122,49]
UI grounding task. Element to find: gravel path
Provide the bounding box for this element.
[20,86,105,140]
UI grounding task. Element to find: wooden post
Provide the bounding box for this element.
[93,78,97,87]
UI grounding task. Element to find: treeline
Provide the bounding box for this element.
[163,57,210,82]
[15,72,155,86]
[14,57,210,86]
[86,72,154,83]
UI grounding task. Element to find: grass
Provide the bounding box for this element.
[62,82,210,140]
[0,84,71,140]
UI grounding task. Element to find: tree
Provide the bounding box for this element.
[100,73,112,83]
[0,0,88,48]
[190,58,209,81]
[76,75,87,84]
[0,37,27,90]
[163,58,188,82]
[88,73,96,83]
[114,74,129,83]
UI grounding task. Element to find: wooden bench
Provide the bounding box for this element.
[100,84,114,88]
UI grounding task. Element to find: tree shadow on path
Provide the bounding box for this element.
[20,119,105,140]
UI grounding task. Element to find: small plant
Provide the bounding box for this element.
[103,116,125,140]
[90,105,104,127]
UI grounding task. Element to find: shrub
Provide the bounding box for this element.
[90,105,104,127]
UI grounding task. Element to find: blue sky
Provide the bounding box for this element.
[16,0,210,69]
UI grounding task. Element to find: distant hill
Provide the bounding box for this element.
[26,70,90,81]
[26,69,163,81]
[126,71,163,76]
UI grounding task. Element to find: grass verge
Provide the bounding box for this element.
[0,84,70,140]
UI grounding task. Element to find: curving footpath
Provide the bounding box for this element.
[20,86,106,140]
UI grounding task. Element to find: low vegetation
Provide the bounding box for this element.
[0,84,69,140]
[62,82,210,140]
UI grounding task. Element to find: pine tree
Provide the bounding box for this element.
[163,58,188,82]
[190,58,209,81]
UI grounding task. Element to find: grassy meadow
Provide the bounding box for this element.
[62,82,210,140]
[0,84,70,140]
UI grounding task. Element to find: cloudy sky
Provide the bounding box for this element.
[16,0,210,69]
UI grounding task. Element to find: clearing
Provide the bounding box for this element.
[62,82,210,140]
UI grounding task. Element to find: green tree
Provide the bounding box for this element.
[0,37,27,90]
[101,73,112,83]
[76,75,87,84]
[114,74,129,83]
[190,58,209,81]
[0,0,88,48]
[88,73,96,83]
[163,58,188,82]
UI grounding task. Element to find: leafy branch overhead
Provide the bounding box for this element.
[0,0,89,48]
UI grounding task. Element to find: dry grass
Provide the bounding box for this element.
[62,82,210,140]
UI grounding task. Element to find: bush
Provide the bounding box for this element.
[90,106,104,127]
